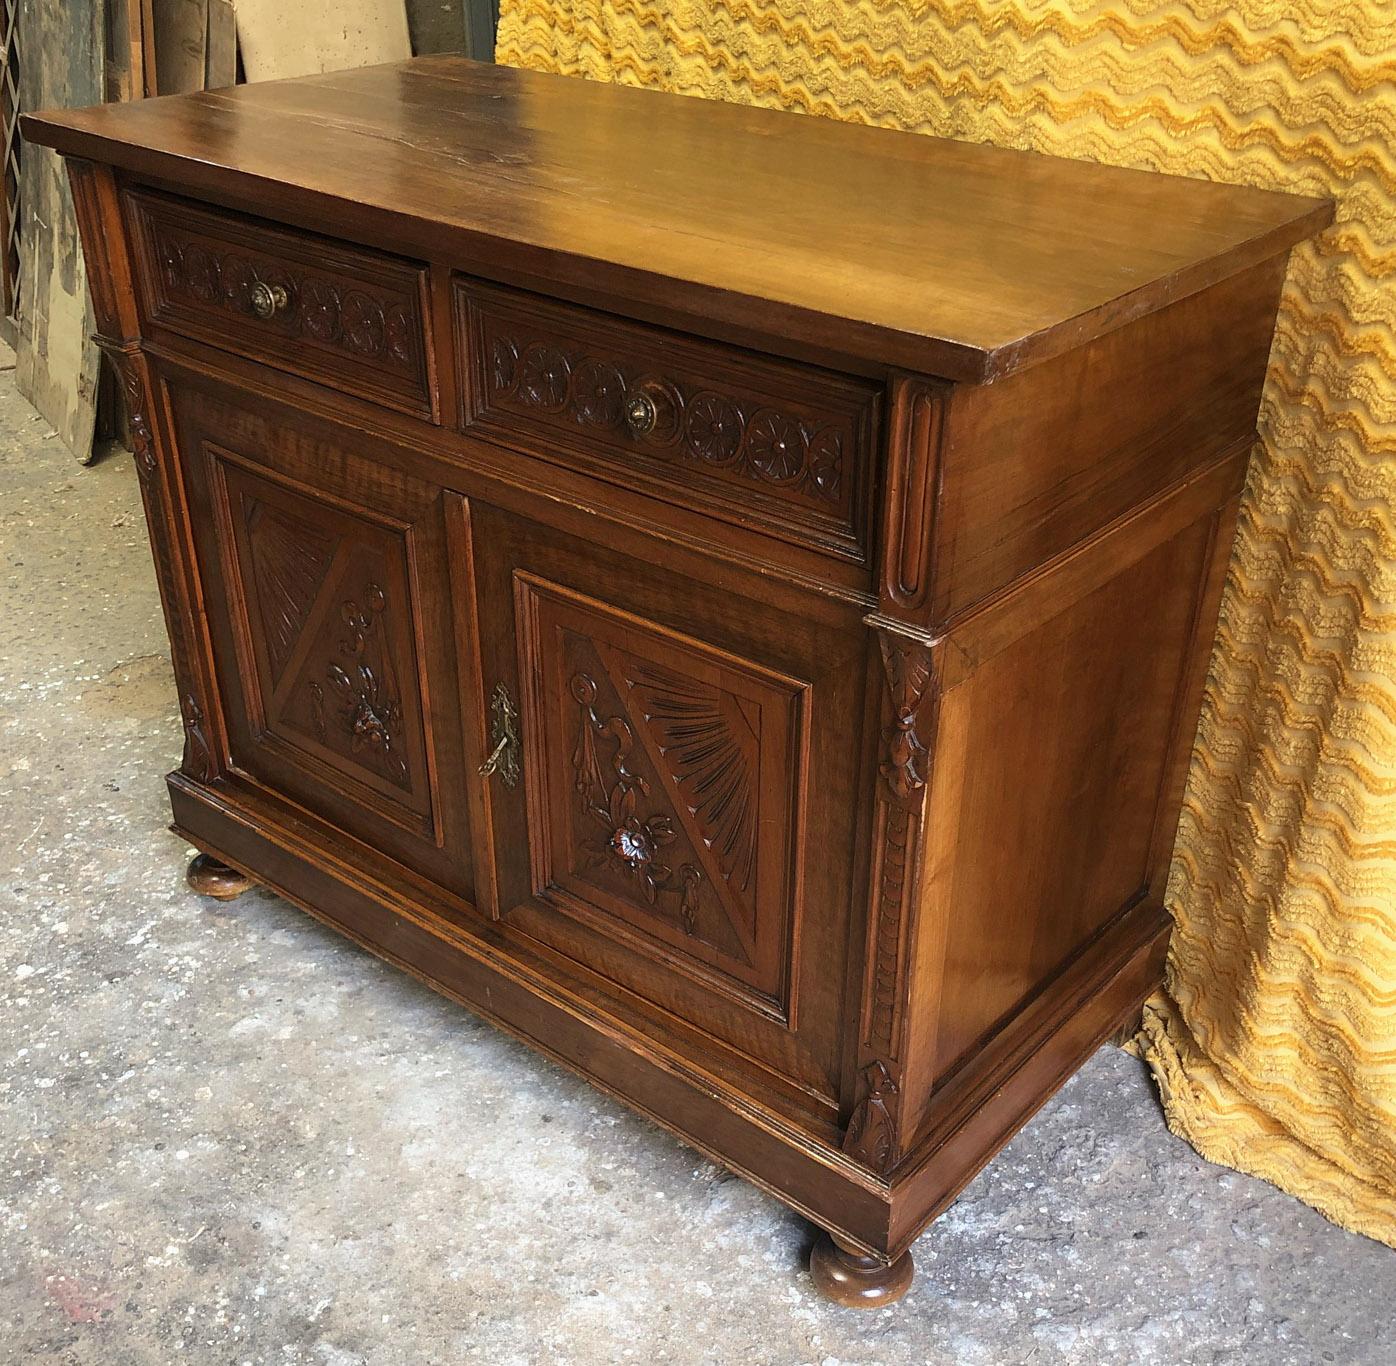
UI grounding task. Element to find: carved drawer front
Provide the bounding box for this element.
[127,188,434,420]
[465,502,867,1118]
[455,279,880,564]
[168,373,475,904]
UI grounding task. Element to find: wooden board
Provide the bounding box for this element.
[150,0,206,94]
[404,0,492,62]
[235,0,410,83]
[15,0,103,462]
[206,0,237,90]
[405,0,466,58]
[148,0,237,95]
[103,0,144,105]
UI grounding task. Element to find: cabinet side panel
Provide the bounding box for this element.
[930,258,1284,624]
[918,514,1214,1087]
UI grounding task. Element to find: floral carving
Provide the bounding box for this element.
[684,392,744,465]
[181,242,219,301]
[153,232,419,372]
[158,239,184,294]
[301,279,343,341]
[217,253,255,310]
[746,410,806,484]
[341,292,385,355]
[843,1059,901,1174]
[877,633,935,803]
[485,327,846,503]
[118,357,158,481]
[491,337,520,391]
[384,305,416,367]
[518,343,571,409]
[181,693,216,783]
[807,427,843,498]
[572,358,626,427]
[570,672,703,932]
[309,584,409,785]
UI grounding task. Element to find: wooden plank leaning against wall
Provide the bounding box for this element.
[13,0,482,462]
[14,0,103,460]
[13,0,233,461]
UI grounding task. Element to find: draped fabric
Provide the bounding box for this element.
[495,0,1396,1245]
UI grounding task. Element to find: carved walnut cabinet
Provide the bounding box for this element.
[25,57,1330,1306]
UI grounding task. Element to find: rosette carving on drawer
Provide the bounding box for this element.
[127,188,432,419]
[457,279,880,563]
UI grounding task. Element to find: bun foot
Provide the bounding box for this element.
[187,853,253,901]
[810,1232,913,1308]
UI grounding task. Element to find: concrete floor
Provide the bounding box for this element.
[2,359,1393,1366]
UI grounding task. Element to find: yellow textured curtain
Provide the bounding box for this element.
[495,0,1396,1245]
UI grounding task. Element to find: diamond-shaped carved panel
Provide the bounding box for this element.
[280,570,415,795]
[518,575,808,1009]
[216,453,433,829]
[565,651,752,968]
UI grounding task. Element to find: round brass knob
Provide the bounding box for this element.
[249,281,290,320]
[623,391,657,438]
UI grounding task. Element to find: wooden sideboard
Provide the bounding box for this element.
[24,57,1330,1307]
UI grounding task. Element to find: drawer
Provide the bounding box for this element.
[126,188,435,419]
[454,279,880,564]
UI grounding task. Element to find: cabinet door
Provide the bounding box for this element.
[168,371,475,905]
[466,501,867,1115]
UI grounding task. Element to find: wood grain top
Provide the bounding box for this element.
[23,56,1331,382]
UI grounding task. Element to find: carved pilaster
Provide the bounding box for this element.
[100,341,221,786]
[65,160,123,338]
[846,618,940,1176]
[878,377,943,616]
[844,374,944,1176]
[69,161,223,787]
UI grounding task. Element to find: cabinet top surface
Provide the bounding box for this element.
[24,56,1330,383]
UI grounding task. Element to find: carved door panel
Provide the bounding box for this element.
[466,501,867,1114]
[166,371,475,904]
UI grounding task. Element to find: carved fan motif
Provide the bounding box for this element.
[555,635,756,966]
[519,577,805,1009]
[570,672,703,933]
[242,499,338,683]
[624,660,759,897]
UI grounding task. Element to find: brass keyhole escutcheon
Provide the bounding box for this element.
[478,682,520,789]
